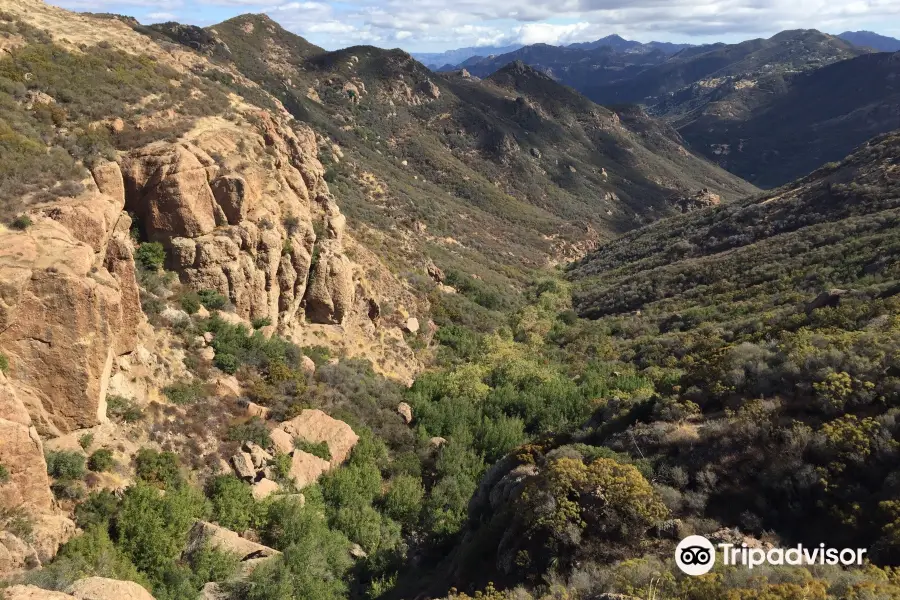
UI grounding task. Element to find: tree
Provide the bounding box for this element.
[207,474,256,532]
[115,482,209,585]
[382,474,424,529]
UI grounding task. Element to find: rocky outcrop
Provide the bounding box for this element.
[288,451,332,490]
[1,579,156,600]
[0,166,141,435]
[66,577,156,600]
[184,521,280,575]
[0,376,76,577]
[3,587,77,600]
[260,410,360,488]
[666,188,721,213]
[277,409,358,467]
[0,373,52,513]
[120,112,357,329]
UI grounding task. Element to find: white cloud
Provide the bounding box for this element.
[147,11,178,19]
[46,0,900,50]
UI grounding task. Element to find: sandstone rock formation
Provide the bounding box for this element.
[184,521,280,575]
[277,409,358,467]
[0,166,142,435]
[66,577,156,600]
[0,374,75,580]
[3,586,77,600]
[120,112,357,330]
[666,188,722,213]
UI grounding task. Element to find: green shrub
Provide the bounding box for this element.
[270,452,292,483]
[294,438,332,461]
[382,474,424,529]
[180,291,201,315]
[106,394,143,423]
[10,214,32,229]
[88,449,115,472]
[46,450,86,480]
[251,317,272,329]
[226,417,271,449]
[116,481,209,585]
[198,289,227,310]
[214,353,239,374]
[51,478,86,501]
[187,544,240,586]
[26,526,148,592]
[162,380,204,405]
[207,474,256,532]
[134,448,182,488]
[0,353,8,373]
[74,489,119,529]
[78,433,94,450]
[136,242,166,271]
[0,463,9,483]
[301,345,331,366]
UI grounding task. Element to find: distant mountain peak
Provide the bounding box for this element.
[838,30,900,52]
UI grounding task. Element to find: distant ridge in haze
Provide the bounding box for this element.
[412,44,523,68]
[838,30,900,52]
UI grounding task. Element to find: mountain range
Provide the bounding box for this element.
[441,29,900,187]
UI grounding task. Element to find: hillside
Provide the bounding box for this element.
[395,131,900,600]
[192,15,758,267]
[383,131,900,600]
[667,50,900,187]
[442,30,893,188]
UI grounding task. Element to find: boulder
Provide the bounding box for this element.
[403,317,420,334]
[278,409,358,467]
[2,586,76,600]
[199,583,228,600]
[231,452,256,481]
[244,441,272,469]
[304,240,354,325]
[66,577,155,600]
[251,478,279,500]
[242,401,270,420]
[288,450,331,489]
[184,521,280,574]
[270,428,294,455]
[300,355,316,375]
[91,162,126,205]
[396,402,413,424]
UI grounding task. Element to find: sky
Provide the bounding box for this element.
[48,0,900,53]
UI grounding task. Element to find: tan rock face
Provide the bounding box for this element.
[121,142,220,241]
[0,374,52,513]
[278,409,358,467]
[121,112,357,329]
[2,586,77,600]
[184,521,280,575]
[288,450,332,489]
[0,174,141,435]
[66,577,156,600]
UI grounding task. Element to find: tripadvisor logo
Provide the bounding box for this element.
[675,535,868,576]
[676,535,716,575]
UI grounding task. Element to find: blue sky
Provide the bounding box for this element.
[48,0,900,52]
